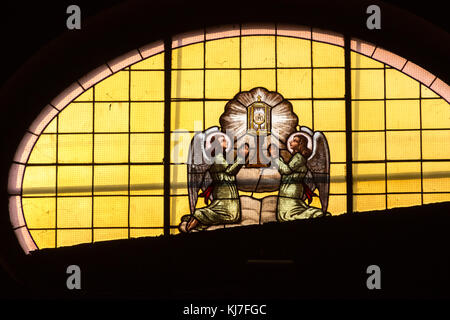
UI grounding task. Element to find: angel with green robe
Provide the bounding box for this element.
[269,127,331,221]
[179,127,248,233]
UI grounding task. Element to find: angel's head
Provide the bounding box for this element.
[207,134,228,157]
[290,135,311,158]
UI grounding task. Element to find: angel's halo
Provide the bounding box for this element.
[204,132,232,160]
[286,131,313,154]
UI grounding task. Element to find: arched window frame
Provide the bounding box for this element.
[7,23,450,254]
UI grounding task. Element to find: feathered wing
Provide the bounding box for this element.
[306,131,331,213]
[187,127,218,214]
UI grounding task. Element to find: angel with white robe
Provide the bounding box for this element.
[268,127,331,221]
[179,128,249,233]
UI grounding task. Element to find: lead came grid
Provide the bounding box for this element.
[20,26,450,248]
[351,50,450,212]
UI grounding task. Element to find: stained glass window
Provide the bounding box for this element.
[8,25,450,253]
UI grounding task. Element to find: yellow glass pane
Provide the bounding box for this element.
[22,197,55,228]
[171,70,203,99]
[58,134,92,164]
[328,195,346,215]
[28,134,56,164]
[23,166,56,197]
[95,71,129,101]
[130,165,164,195]
[313,69,345,98]
[313,100,345,130]
[206,37,240,68]
[421,85,439,98]
[130,134,164,163]
[171,164,188,195]
[131,52,164,70]
[386,100,420,129]
[171,102,204,131]
[386,69,420,99]
[30,230,55,249]
[422,130,450,159]
[387,162,421,193]
[241,36,275,68]
[172,42,204,69]
[354,195,386,212]
[94,134,128,163]
[170,132,195,164]
[170,195,190,225]
[130,196,164,227]
[277,37,310,68]
[170,228,180,235]
[58,166,92,196]
[205,101,226,129]
[329,164,346,194]
[59,102,93,133]
[310,195,322,209]
[277,69,311,99]
[94,102,129,132]
[421,99,450,129]
[291,100,312,128]
[423,162,450,192]
[130,102,164,132]
[130,228,164,238]
[42,120,57,133]
[386,131,421,160]
[57,197,91,228]
[351,69,384,99]
[205,70,240,99]
[57,229,91,248]
[351,51,384,69]
[352,100,384,131]
[353,163,385,194]
[312,42,344,67]
[423,193,450,204]
[74,88,93,101]
[387,194,421,209]
[93,196,128,227]
[326,132,346,162]
[352,132,385,161]
[242,69,276,92]
[94,229,128,242]
[131,71,164,101]
[94,165,128,195]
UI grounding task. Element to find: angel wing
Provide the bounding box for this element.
[300,127,330,213]
[187,127,219,214]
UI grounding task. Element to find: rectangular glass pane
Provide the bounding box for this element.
[94,134,129,163]
[277,69,311,99]
[93,196,128,227]
[94,102,129,132]
[58,134,93,164]
[353,163,386,194]
[130,134,164,163]
[57,197,92,228]
[386,162,422,193]
[206,37,240,68]
[130,165,164,195]
[386,131,421,160]
[58,166,92,196]
[352,100,384,131]
[130,102,164,132]
[131,71,164,101]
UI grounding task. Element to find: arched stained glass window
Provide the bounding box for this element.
[8,24,450,253]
